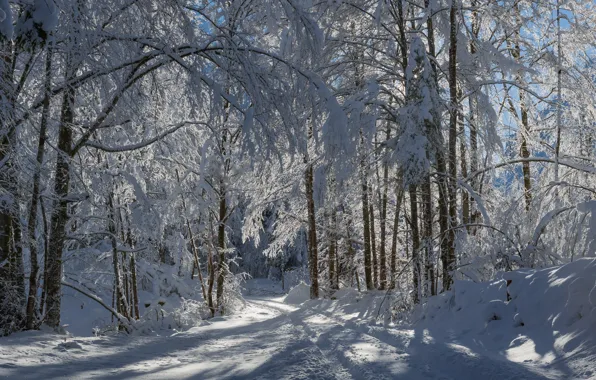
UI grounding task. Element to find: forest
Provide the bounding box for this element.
[0,0,596,378]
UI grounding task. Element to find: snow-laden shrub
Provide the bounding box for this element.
[172,298,212,328]
[218,272,248,316]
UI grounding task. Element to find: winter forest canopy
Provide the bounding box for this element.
[0,0,596,339]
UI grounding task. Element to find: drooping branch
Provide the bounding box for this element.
[61,281,132,333]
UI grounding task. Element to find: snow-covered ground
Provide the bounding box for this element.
[2,260,596,379]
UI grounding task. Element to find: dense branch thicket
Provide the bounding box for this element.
[0,0,594,335]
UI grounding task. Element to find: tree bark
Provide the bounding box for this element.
[369,200,378,288]
[408,185,421,303]
[45,76,75,329]
[389,185,404,289]
[379,126,390,290]
[444,0,459,291]
[421,177,435,296]
[512,4,532,211]
[361,151,374,290]
[468,0,480,228]
[26,47,53,329]
[328,205,338,290]
[305,162,319,298]
[216,179,227,311]
[459,89,470,228]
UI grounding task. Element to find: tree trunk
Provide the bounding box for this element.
[216,180,227,312]
[39,195,50,317]
[459,88,470,228]
[305,162,319,298]
[369,200,378,288]
[328,205,338,290]
[207,221,216,317]
[390,185,404,289]
[379,129,389,290]
[108,192,128,321]
[26,47,53,329]
[361,154,374,290]
[408,185,421,303]
[444,0,459,291]
[512,4,532,211]
[421,177,435,296]
[468,0,480,228]
[45,79,75,329]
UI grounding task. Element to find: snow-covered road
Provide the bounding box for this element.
[0,296,565,379]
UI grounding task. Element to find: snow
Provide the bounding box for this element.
[2,260,596,379]
[284,281,311,305]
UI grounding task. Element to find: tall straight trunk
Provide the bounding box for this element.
[216,180,227,311]
[444,0,459,291]
[124,213,140,320]
[408,185,421,303]
[130,252,141,319]
[45,76,75,329]
[369,200,378,288]
[328,205,338,290]
[108,192,128,321]
[458,89,470,227]
[379,128,390,290]
[361,152,374,290]
[519,95,531,211]
[207,220,216,316]
[305,116,319,298]
[345,217,356,288]
[554,0,562,182]
[39,195,50,317]
[305,163,319,298]
[390,185,404,289]
[424,0,449,291]
[26,48,53,329]
[468,0,480,227]
[421,177,434,296]
[512,4,532,211]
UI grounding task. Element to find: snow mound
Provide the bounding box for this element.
[412,258,596,372]
[284,282,311,305]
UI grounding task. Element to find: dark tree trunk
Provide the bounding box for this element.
[45,79,75,329]
[305,162,319,298]
[328,206,338,290]
[379,129,389,290]
[361,157,374,290]
[216,181,227,311]
[444,0,459,291]
[408,185,421,303]
[421,177,435,296]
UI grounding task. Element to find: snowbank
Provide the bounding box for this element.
[414,258,596,335]
[284,282,311,305]
[412,258,596,375]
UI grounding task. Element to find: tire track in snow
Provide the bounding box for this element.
[247,297,355,380]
